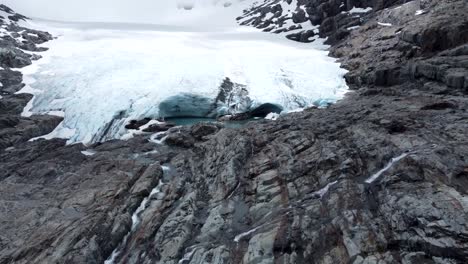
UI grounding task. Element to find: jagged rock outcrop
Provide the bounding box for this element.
[99,1,468,263]
[0,5,57,149]
[0,1,467,264]
[0,137,171,264]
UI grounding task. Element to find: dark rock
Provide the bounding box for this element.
[0,115,20,129]
[0,47,32,68]
[1,2,468,264]
[124,118,151,130]
[142,122,176,133]
[374,66,401,86]
[286,30,316,43]
[292,8,308,23]
[0,114,64,149]
[0,138,163,264]
[164,131,195,148]
[162,126,196,148]
[190,122,223,139]
[384,120,407,134]
[250,103,283,118]
[445,70,467,89]
[421,102,458,110]
[0,93,32,115]
[217,112,251,121]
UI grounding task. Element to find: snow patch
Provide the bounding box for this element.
[81,149,97,156]
[29,123,76,142]
[365,153,409,184]
[234,225,263,242]
[120,120,161,140]
[178,246,199,264]
[377,22,393,27]
[150,132,169,145]
[265,112,280,120]
[347,26,360,31]
[105,180,164,264]
[313,180,338,198]
[415,10,425,16]
[349,7,373,14]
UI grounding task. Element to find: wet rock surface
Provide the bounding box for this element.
[1,1,468,264]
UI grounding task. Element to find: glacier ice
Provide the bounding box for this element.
[17,4,348,144]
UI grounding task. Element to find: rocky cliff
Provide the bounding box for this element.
[0,0,467,264]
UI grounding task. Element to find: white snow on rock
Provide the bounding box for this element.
[348,7,373,14]
[265,112,280,120]
[238,0,321,40]
[150,132,169,145]
[0,9,14,25]
[178,246,200,264]
[365,153,409,184]
[81,149,97,156]
[120,120,161,140]
[234,225,263,242]
[313,180,338,198]
[415,10,425,16]
[347,26,360,31]
[377,22,393,27]
[105,179,164,264]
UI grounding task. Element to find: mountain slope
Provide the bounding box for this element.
[0,0,467,263]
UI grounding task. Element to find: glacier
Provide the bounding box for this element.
[16,0,348,144]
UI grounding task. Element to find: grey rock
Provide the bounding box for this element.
[142,122,176,133]
[0,47,32,68]
[190,122,223,140]
[1,2,468,264]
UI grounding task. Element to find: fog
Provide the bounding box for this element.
[2,0,243,24]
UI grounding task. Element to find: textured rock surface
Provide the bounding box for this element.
[0,137,166,263]
[0,5,57,149]
[0,1,467,264]
[237,0,405,44]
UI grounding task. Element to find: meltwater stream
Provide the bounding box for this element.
[17,1,348,144]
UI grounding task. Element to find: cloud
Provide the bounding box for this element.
[3,0,247,26]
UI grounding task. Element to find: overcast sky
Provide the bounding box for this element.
[2,0,246,26]
[2,0,187,23]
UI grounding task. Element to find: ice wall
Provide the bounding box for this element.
[19,21,347,144]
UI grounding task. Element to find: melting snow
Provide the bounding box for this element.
[348,7,373,14]
[81,149,97,156]
[265,112,280,120]
[377,22,393,27]
[365,153,409,184]
[234,225,263,242]
[105,180,164,264]
[120,119,161,140]
[150,132,169,145]
[314,180,338,198]
[347,26,360,31]
[178,246,199,264]
[415,10,425,16]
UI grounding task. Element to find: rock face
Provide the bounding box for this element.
[0,5,57,149]
[0,137,166,264]
[1,1,468,264]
